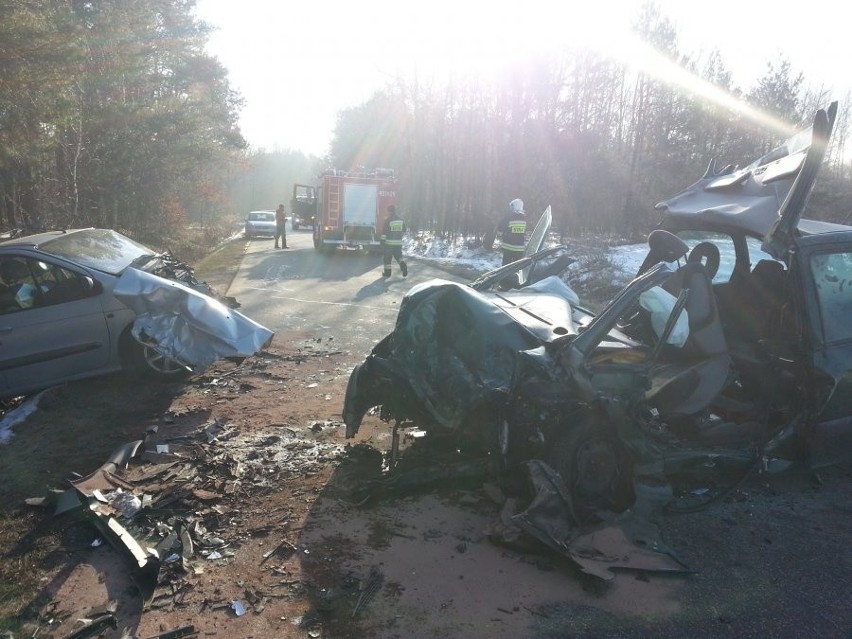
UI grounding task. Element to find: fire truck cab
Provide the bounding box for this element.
[290,184,318,231]
[312,168,398,252]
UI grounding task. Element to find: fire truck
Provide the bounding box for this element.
[309,168,398,252]
[290,184,317,231]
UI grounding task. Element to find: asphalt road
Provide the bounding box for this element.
[228,229,465,357]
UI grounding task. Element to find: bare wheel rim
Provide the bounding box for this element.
[143,346,185,375]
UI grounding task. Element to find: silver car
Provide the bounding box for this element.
[244,210,277,238]
[0,228,273,400]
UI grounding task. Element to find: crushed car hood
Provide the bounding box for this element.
[114,268,274,370]
[344,278,577,435]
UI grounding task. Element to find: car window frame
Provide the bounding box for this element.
[0,254,100,316]
[809,248,852,345]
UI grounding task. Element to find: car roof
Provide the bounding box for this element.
[660,208,852,239]
[0,228,90,249]
[657,103,852,241]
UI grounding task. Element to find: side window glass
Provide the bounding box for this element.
[811,251,852,343]
[0,256,92,314]
[746,238,783,273]
[0,256,38,313]
[33,260,93,308]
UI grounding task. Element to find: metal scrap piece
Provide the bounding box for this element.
[143,624,197,639]
[60,611,117,639]
[510,460,690,581]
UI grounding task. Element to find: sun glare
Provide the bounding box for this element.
[379,2,801,140]
[195,0,820,155]
[596,33,798,138]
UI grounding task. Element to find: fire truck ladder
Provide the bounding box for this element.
[327,180,340,233]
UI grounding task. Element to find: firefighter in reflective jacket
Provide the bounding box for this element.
[499,198,527,265]
[381,205,408,277]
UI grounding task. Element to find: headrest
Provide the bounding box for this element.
[0,259,30,282]
[648,230,688,263]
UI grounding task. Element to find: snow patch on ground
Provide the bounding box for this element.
[405,232,644,277]
[405,233,501,272]
[0,392,45,444]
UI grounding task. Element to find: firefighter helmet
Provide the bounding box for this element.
[509,198,524,215]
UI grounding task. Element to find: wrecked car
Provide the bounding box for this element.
[343,102,852,519]
[0,228,273,400]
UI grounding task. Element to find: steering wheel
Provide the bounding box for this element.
[688,242,720,280]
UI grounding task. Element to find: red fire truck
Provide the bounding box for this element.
[310,168,398,252]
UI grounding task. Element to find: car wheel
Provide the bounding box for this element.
[547,417,635,520]
[121,330,188,379]
[141,345,188,377]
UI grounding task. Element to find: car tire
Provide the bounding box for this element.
[547,416,635,520]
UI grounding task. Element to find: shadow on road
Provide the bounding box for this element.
[354,277,392,301]
[244,245,383,284]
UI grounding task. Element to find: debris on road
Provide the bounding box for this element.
[44,404,347,612]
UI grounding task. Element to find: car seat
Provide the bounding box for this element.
[645,254,732,417]
[635,229,689,276]
[749,260,787,337]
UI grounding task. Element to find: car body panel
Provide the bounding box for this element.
[519,206,552,284]
[0,294,112,395]
[656,103,847,251]
[113,267,274,370]
[793,233,852,463]
[0,246,127,396]
[762,103,837,258]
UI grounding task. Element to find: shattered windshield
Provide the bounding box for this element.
[39,229,156,275]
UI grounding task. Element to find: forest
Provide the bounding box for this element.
[2,0,851,250]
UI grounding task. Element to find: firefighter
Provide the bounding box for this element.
[499,198,527,265]
[274,204,288,249]
[381,205,407,277]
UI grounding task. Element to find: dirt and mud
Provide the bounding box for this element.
[0,244,849,638]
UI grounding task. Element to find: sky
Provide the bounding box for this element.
[193,0,849,157]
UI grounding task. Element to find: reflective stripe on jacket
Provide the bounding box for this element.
[383,217,405,246]
[500,216,527,252]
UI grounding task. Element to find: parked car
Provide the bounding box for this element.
[0,228,273,400]
[343,103,852,520]
[244,210,277,238]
